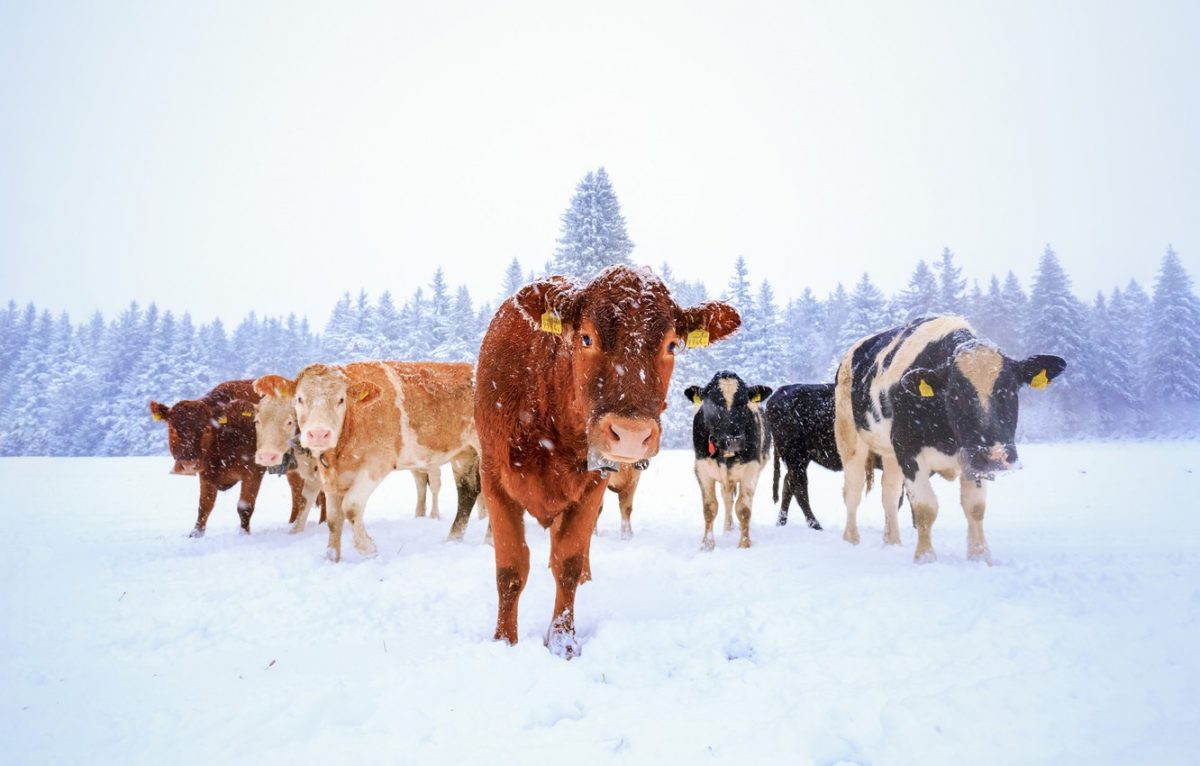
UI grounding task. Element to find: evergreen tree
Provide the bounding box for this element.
[783,288,829,381]
[375,291,403,358]
[1146,246,1200,404]
[1,310,55,455]
[742,280,785,386]
[551,167,634,281]
[1083,292,1138,435]
[321,293,354,362]
[893,260,939,321]
[934,247,966,314]
[837,273,887,354]
[501,258,525,302]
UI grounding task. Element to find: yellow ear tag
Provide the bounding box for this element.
[918,379,935,398]
[1030,369,1049,390]
[152,411,163,421]
[686,329,710,348]
[692,393,702,405]
[241,411,253,418]
[357,388,369,401]
[540,310,563,335]
[217,415,228,425]
[750,392,762,403]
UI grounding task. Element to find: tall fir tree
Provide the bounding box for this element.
[893,260,939,321]
[1146,247,1200,405]
[837,273,888,353]
[551,167,634,281]
[501,257,525,302]
[934,247,966,315]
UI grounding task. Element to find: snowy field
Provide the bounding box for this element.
[1,443,1197,765]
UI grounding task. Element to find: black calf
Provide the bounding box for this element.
[765,383,842,529]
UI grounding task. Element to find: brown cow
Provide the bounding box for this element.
[254,361,482,561]
[476,265,740,657]
[149,381,269,536]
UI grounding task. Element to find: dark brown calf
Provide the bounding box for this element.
[150,381,285,537]
[476,265,739,657]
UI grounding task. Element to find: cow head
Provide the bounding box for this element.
[249,378,296,467]
[149,398,218,475]
[900,342,1066,478]
[254,367,380,454]
[515,265,740,465]
[684,372,772,458]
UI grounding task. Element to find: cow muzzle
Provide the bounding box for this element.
[302,428,334,451]
[255,450,283,467]
[171,460,200,476]
[965,444,1019,478]
[593,414,659,464]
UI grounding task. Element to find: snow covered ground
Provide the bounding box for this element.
[1,443,1197,765]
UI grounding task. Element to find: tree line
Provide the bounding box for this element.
[2,166,1197,455]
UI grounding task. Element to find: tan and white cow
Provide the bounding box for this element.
[254,361,483,561]
[250,390,327,533]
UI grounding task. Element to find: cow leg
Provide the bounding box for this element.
[291,476,322,534]
[485,482,528,645]
[618,470,640,540]
[735,467,763,549]
[190,477,218,538]
[412,471,429,518]
[317,492,327,524]
[476,492,488,520]
[795,465,823,530]
[907,473,939,563]
[961,476,991,564]
[236,470,264,535]
[841,449,869,545]
[324,491,346,562]
[777,470,793,526]
[287,470,305,524]
[698,471,719,551]
[880,454,904,546]
[546,483,606,659]
[343,475,381,557]
[721,481,736,533]
[447,451,481,541]
[428,468,442,520]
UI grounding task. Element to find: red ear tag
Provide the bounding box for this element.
[708,438,716,456]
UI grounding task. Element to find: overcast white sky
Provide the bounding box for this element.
[2,0,1197,325]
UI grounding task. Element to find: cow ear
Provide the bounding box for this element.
[900,366,949,398]
[347,380,381,405]
[678,301,741,346]
[513,277,582,335]
[748,385,773,404]
[254,374,295,398]
[683,385,702,404]
[1015,354,1067,390]
[149,401,170,422]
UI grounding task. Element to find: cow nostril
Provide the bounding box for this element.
[609,424,621,442]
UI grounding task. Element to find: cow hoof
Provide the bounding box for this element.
[444,531,465,543]
[883,534,901,546]
[289,524,305,535]
[968,546,993,565]
[188,527,205,539]
[620,522,633,541]
[808,520,823,531]
[913,547,938,564]
[431,512,441,520]
[325,547,341,563]
[239,528,251,537]
[701,536,715,552]
[776,516,788,527]
[546,630,581,660]
[738,538,752,549]
[843,528,860,545]
[355,541,379,558]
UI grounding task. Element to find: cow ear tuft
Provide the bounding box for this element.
[1016,354,1067,390]
[684,385,702,404]
[514,277,582,334]
[679,301,741,345]
[901,367,947,398]
[347,380,382,405]
[254,375,295,398]
[149,401,170,421]
[748,385,773,404]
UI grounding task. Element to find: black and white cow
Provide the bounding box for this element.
[685,372,772,550]
[834,315,1066,563]
[766,383,842,529]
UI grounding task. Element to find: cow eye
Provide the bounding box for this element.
[667,341,679,354]
[338,397,345,405]
[297,396,304,405]
[581,335,593,348]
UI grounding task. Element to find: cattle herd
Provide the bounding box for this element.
[149,265,1067,658]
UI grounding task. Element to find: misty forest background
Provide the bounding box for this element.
[2,167,1199,456]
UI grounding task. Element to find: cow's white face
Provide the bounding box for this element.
[294,370,351,452]
[253,395,295,467]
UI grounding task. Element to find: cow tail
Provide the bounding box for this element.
[864,454,875,495]
[772,446,781,504]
